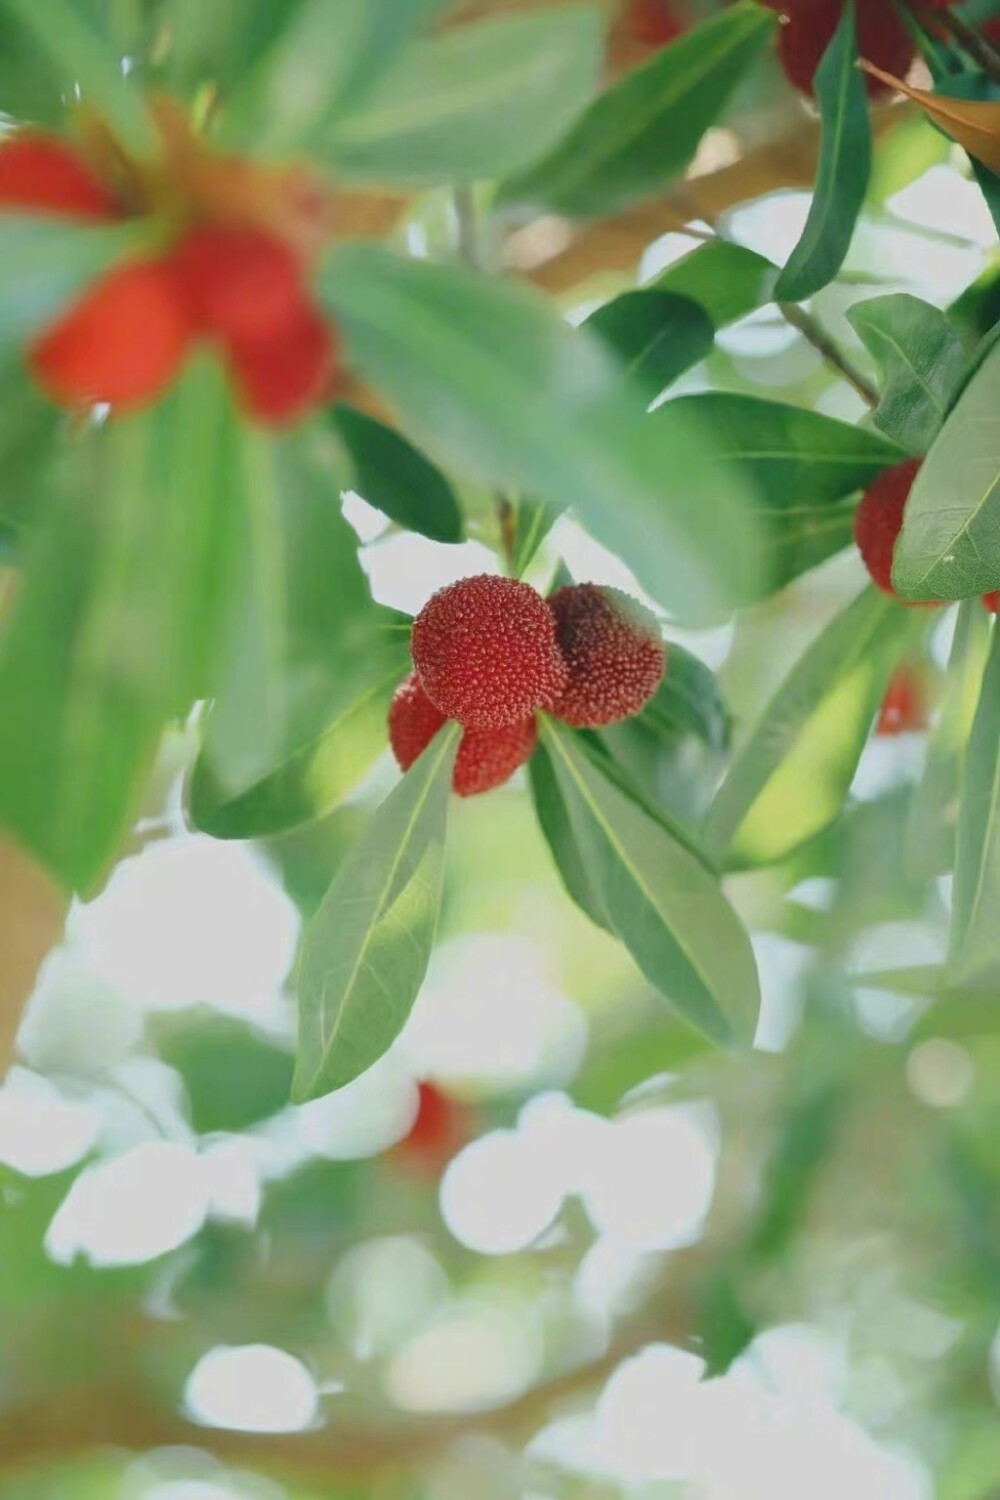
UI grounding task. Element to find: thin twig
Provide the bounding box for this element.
[778,302,880,409]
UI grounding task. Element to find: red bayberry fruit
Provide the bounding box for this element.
[412,575,567,730]
[227,304,335,427]
[876,666,927,736]
[627,0,687,46]
[984,591,1000,614]
[549,584,665,728]
[395,1082,470,1173]
[0,133,119,219]
[30,258,194,411]
[389,673,538,797]
[854,458,923,597]
[172,225,307,343]
[764,0,957,98]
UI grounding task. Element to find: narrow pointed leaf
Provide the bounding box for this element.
[775,1,872,302]
[847,294,968,455]
[654,241,778,328]
[331,404,463,543]
[542,720,759,1047]
[293,724,459,1099]
[948,621,1000,983]
[585,290,715,400]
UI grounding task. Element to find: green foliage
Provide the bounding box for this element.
[331,404,463,543]
[848,294,969,454]
[654,241,778,328]
[585,289,716,400]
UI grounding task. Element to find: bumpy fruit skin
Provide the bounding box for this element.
[854,458,922,597]
[550,584,665,728]
[876,666,927,736]
[227,304,335,427]
[0,134,119,219]
[763,0,957,98]
[172,225,306,343]
[412,575,567,730]
[627,0,686,46]
[389,672,538,797]
[30,259,194,412]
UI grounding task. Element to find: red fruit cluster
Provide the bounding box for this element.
[1,133,336,424]
[390,574,666,798]
[762,0,958,98]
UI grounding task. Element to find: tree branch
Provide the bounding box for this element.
[778,302,879,408]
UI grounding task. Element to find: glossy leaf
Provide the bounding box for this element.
[585,290,715,400]
[541,719,759,1048]
[893,337,1000,602]
[529,739,609,931]
[324,7,604,186]
[320,244,762,623]
[654,241,778,329]
[847,294,968,455]
[651,394,904,602]
[775,2,872,302]
[0,218,144,345]
[331,404,463,543]
[293,724,459,1100]
[498,1,775,218]
[948,620,1000,983]
[706,588,923,867]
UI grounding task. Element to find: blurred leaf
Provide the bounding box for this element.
[323,8,604,186]
[218,0,458,151]
[321,245,761,623]
[848,294,968,455]
[529,737,609,931]
[0,12,66,124]
[905,601,990,880]
[654,241,778,329]
[948,621,1000,984]
[774,2,871,302]
[541,719,759,1048]
[706,588,922,867]
[893,337,1000,602]
[0,0,155,150]
[0,356,61,542]
[699,1271,757,1378]
[585,290,715,400]
[158,1015,293,1134]
[572,1017,712,1113]
[498,1,775,218]
[331,404,463,543]
[0,362,242,893]
[652,394,903,603]
[0,218,144,345]
[261,1158,362,1239]
[293,725,459,1100]
[749,1081,843,1260]
[513,496,561,578]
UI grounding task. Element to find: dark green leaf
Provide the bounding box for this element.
[293,724,459,1100]
[654,241,778,329]
[512,497,561,579]
[705,588,924,867]
[332,404,463,543]
[847,294,968,454]
[320,245,762,623]
[585,290,715,400]
[498,1,775,219]
[774,2,872,302]
[0,356,61,542]
[0,218,144,345]
[529,738,610,931]
[541,719,759,1048]
[0,12,65,124]
[948,620,1000,984]
[652,393,904,602]
[322,7,604,186]
[893,337,1000,602]
[158,1016,294,1135]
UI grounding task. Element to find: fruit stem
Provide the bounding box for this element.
[778,302,879,409]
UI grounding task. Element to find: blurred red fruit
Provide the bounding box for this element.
[854,458,922,597]
[172,224,307,343]
[876,666,927,735]
[627,0,687,46]
[30,259,194,411]
[396,1082,470,1171]
[228,304,335,426]
[984,591,1000,614]
[763,0,958,98]
[0,133,119,219]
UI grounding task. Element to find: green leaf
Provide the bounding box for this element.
[159,1016,294,1135]
[847,294,968,455]
[0,361,241,893]
[651,394,904,603]
[0,12,65,125]
[0,356,61,543]
[572,1018,712,1114]
[217,0,458,152]
[0,0,155,150]
[948,620,1000,984]
[498,1,775,219]
[293,724,459,1099]
[585,290,715,400]
[331,404,463,543]
[774,1,872,302]
[189,641,409,840]
[512,497,561,579]
[654,241,778,329]
[904,601,990,880]
[541,719,759,1048]
[529,738,609,931]
[892,337,1000,602]
[706,588,923,867]
[0,218,144,345]
[323,7,604,186]
[320,245,762,623]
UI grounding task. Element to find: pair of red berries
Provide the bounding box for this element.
[763,0,958,97]
[389,574,667,797]
[0,133,336,424]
